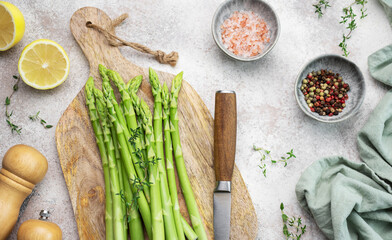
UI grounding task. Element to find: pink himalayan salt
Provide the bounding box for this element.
[221,11,270,57]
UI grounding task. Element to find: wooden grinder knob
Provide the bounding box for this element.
[0,144,48,239]
[2,144,48,184]
[17,210,62,240]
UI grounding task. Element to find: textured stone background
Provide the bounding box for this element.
[0,0,391,239]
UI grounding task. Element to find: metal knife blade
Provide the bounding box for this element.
[214,181,231,240]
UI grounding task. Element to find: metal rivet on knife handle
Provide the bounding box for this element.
[214,90,237,182]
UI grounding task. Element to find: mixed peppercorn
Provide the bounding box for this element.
[301,69,350,116]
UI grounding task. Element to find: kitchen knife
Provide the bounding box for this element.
[213,90,237,240]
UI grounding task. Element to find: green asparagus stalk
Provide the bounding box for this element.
[140,99,165,240]
[94,88,125,240]
[170,72,208,240]
[181,216,198,240]
[85,77,113,240]
[162,82,185,240]
[149,68,179,240]
[104,89,153,239]
[127,75,148,167]
[127,75,143,119]
[99,65,127,129]
[107,70,136,131]
[101,76,150,202]
[107,70,147,168]
[121,160,145,240]
[110,124,126,228]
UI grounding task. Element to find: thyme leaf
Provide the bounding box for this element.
[253,145,296,177]
[29,111,53,129]
[5,76,21,134]
[280,202,307,239]
[313,0,330,18]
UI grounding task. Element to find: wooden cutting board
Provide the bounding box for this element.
[55,7,257,240]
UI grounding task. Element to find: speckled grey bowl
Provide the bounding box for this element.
[212,0,280,61]
[295,54,365,123]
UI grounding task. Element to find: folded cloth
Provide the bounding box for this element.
[378,0,392,25]
[368,45,392,86]
[296,28,392,240]
[296,156,392,240]
[358,90,392,184]
[296,91,392,239]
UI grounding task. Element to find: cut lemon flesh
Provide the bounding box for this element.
[0,1,25,51]
[18,39,70,90]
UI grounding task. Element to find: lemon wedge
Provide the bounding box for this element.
[0,1,25,51]
[18,39,70,90]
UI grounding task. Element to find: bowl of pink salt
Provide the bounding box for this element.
[212,0,280,61]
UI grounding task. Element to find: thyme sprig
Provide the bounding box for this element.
[29,111,53,129]
[271,149,296,167]
[281,203,307,240]
[253,145,269,177]
[253,145,296,177]
[339,0,368,56]
[120,127,158,220]
[313,0,330,18]
[313,0,368,56]
[5,75,22,134]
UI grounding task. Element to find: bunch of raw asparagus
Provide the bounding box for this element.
[85,65,207,240]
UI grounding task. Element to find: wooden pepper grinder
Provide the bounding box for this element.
[0,144,48,239]
[17,210,62,240]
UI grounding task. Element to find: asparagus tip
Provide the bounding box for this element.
[148,68,160,92]
[98,64,107,74]
[128,75,143,93]
[162,82,169,107]
[171,71,183,95]
[85,77,94,93]
[93,87,104,99]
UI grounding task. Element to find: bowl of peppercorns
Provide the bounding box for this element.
[295,54,365,123]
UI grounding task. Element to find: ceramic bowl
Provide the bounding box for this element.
[211,0,280,61]
[295,54,365,123]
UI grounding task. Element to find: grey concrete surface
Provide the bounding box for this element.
[0,0,391,239]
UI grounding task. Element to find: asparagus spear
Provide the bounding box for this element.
[126,75,143,93]
[162,82,186,240]
[85,77,113,240]
[94,88,125,240]
[181,216,198,240]
[149,68,178,240]
[107,70,148,171]
[121,159,145,240]
[140,99,165,240]
[170,72,208,240]
[110,122,126,233]
[101,77,150,202]
[98,65,126,127]
[127,76,148,167]
[104,89,153,239]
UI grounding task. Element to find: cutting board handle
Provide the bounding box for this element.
[70,7,141,86]
[214,91,237,182]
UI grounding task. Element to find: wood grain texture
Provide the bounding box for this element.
[214,92,237,182]
[55,7,257,240]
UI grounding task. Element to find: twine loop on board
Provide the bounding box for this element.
[86,13,179,67]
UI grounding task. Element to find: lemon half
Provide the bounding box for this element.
[0,1,25,51]
[18,39,70,90]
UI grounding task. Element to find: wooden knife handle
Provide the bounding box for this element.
[214,90,237,182]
